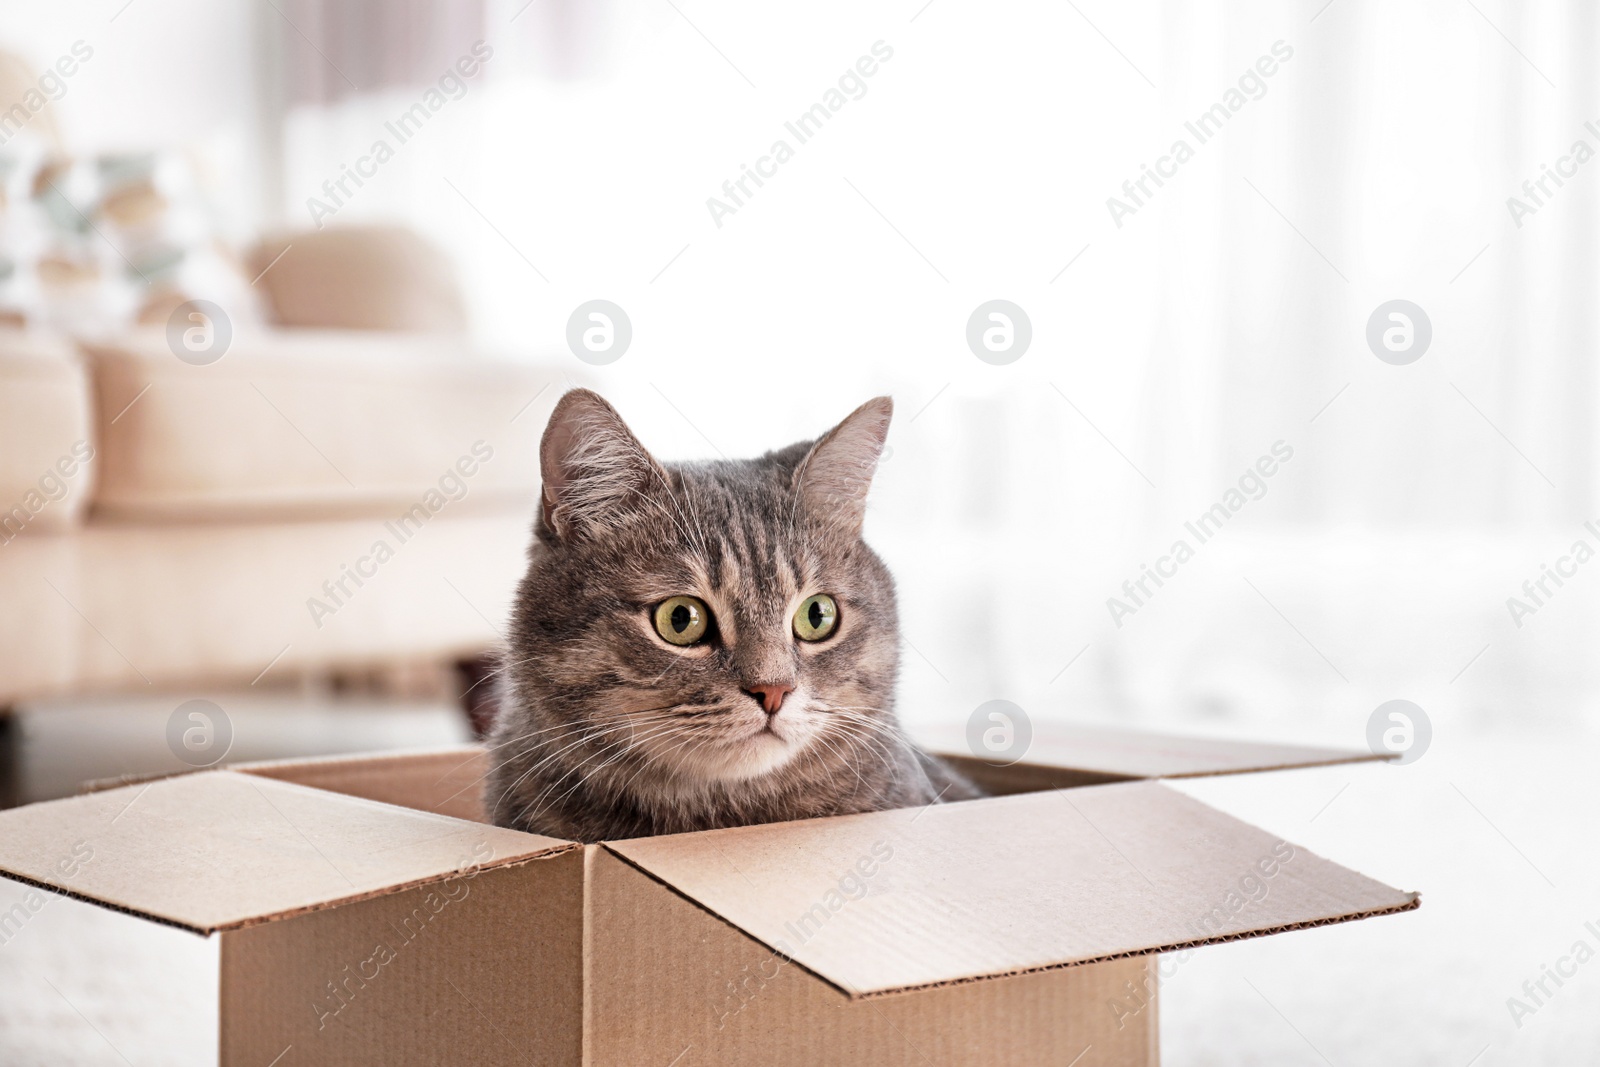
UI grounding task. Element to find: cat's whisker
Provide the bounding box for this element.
[820,720,896,775]
[456,663,508,702]
[813,704,898,731]
[816,705,909,740]
[626,485,704,560]
[572,717,715,817]
[670,475,715,562]
[432,719,627,812]
[822,713,896,754]
[645,652,691,688]
[495,707,689,746]
[489,731,626,818]
[818,713,906,772]
[656,741,718,806]
[476,716,678,783]
[524,719,688,821]
[487,713,690,814]
[628,729,703,789]
[807,729,869,793]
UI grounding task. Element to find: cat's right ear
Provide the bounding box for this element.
[793,395,893,536]
[539,389,663,541]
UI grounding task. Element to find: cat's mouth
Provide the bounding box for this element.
[667,707,806,781]
[625,698,811,786]
[739,719,789,749]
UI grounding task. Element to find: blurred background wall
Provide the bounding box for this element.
[5,1,1597,747]
[1,3,1595,1062]
[15,0,1584,742]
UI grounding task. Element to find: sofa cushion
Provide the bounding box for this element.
[82,331,550,520]
[247,227,467,332]
[0,330,94,538]
[0,511,530,701]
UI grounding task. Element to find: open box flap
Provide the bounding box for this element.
[605,780,1418,999]
[228,745,489,822]
[0,769,574,934]
[915,721,1385,782]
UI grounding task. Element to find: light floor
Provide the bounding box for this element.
[0,698,1593,1064]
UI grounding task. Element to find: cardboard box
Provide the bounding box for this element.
[0,724,1419,1065]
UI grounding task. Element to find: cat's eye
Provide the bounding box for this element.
[793,594,839,642]
[653,595,711,646]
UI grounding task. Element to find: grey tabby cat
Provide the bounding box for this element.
[487,389,979,842]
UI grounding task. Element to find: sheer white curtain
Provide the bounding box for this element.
[1130,0,1600,734]
[271,0,1600,734]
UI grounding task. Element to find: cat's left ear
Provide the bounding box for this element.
[539,389,665,542]
[794,396,892,535]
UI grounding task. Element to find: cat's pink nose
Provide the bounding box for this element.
[744,683,793,715]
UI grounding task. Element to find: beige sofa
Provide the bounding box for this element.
[0,325,552,707]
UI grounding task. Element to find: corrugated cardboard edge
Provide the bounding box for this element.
[1156,751,1395,778]
[76,744,488,797]
[0,840,580,938]
[933,747,1393,783]
[224,746,491,822]
[77,767,200,795]
[582,845,597,1064]
[600,845,1420,1002]
[844,893,1421,1000]
[223,744,483,780]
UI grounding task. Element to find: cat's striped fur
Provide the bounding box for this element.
[487,389,978,842]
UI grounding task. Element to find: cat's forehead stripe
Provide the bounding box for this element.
[689,496,811,603]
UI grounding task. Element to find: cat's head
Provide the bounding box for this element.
[506,388,900,788]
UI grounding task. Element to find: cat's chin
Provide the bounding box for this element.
[685,729,802,784]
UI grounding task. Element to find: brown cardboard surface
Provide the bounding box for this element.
[0,770,571,933]
[607,780,1418,998]
[585,846,1158,1066]
[231,746,490,824]
[935,756,1133,796]
[0,731,1419,1065]
[221,848,583,1067]
[915,719,1385,779]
